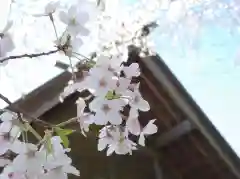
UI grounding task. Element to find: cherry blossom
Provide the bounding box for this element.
[89,97,125,125]
[0,112,22,155]
[42,164,79,179]
[41,136,70,155]
[76,98,93,135]
[0,158,11,167]
[0,164,27,179]
[94,55,126,75]
[114,77,131,95]
[138,119,158,146]
[45,1,60,15]
[59,5,89,37]
[64,37,83,56]
[98,126,137,155]
[126,83,150,112]
[126,115,141,136]
[107,136,137,156]
[12,144,46,176]
[0,21,14,63]
[83,69,116,97]
[43,145,79,179]
[0,127,22,155]
[122,63,140,79]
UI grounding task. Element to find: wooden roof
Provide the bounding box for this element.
[8,51,240,179]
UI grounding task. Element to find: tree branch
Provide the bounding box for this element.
[0,49,60,64]
[0,93,12,105]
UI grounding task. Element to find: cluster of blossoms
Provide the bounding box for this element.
[69,54,158,155]
[0,110,79,179]
[0,0,238,178]
[0,0,161,178]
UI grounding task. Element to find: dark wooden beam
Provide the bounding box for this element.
[156,120,195,148]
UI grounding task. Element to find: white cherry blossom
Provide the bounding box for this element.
[98,125,136,155]
[122,63,140,79]
[94,55,127,74]
[0,158,11,167]
[40,136,70,156]
[76,98,93,135]
[0,112,22,155]
[97,126,115,152]
[64,37,83,56]
[42,165,79,179]
[89,97,125,125]
[83,69,116,97]
[0,128,22,155]
[0,21,14,63]
[43,149,79,179]
[0,164,27,179]
[101,127,137,156]
[114,77,131,95]
[138,119,158,146]
[12,144,46,176]
[59,5,89,36]
[107,136,137,156]
[126,113,141,136]
[45,1,60,15]
[127,83,150,112]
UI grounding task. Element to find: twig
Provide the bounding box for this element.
[25,122,43,141]
[0,93,11,105]
[0,49,60,64]
[68,57,77,82]
[55,117,78,127]
[72,52,91,61]
[49,14,58,40]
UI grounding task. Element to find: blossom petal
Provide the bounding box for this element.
[43,169,67,179]
[76,97,86,117]
[98,138,109,151]
[138,133,145,146]
[108,111,122,125]
[63,165,80,176]
[126,117,141,136]
[107,144,116,156]
[76,12,89,25]
[138,98,150,112]
[142,119,158,135]
[123,63,140,78]
[59,11,69,24]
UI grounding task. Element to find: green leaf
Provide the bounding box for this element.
[105,91,121,100]
[58,128,75,136]
[54,127,72,148]
[59,133,69,148]
[85,60,96,68]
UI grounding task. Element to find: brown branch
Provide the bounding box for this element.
[0,93,53,127]
[0,49,60,64]
[0,93,12,106]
